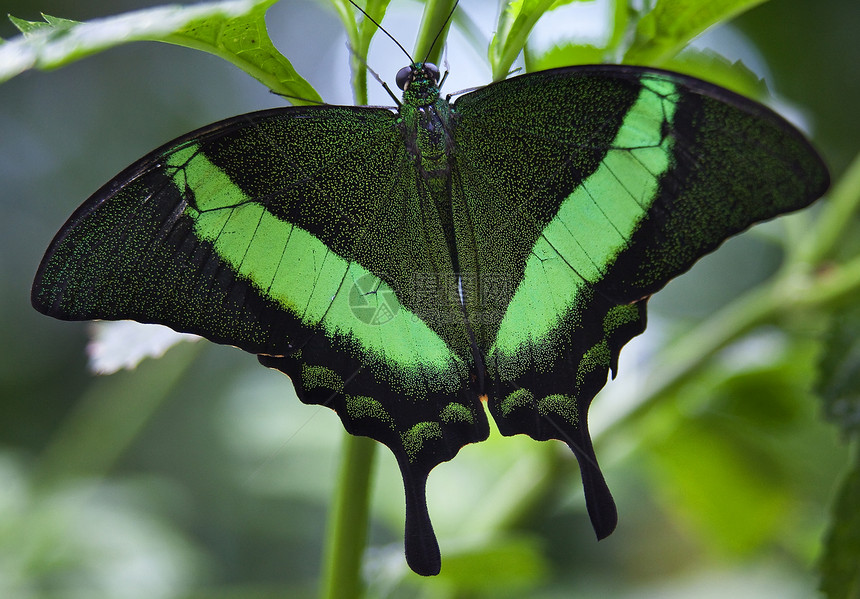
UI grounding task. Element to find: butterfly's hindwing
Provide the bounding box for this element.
[489,295,647,538]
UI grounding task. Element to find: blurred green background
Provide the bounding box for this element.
[1,0,858,597]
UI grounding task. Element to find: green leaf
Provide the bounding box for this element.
[161,0,320,103]
[820,444,860,599]
[450,7,490,66]
[646,340,821,554]
[525,43,606,72]
[357,0,393,52]
[41,14,79,30]
[607,0,631,55]
[1,0,320,103]
[550,0,596,9]
[649,414,791,554]
[527,2,769,76]
[625,0,771,65]
[412,0,456,67]
[660,50,768,99]
[817,306,860,438]
[415,535,549,592]
[490,0,559,80]
[328,0,394,104]
[9,14,62,36]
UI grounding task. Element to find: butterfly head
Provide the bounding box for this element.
[396,62,441,103]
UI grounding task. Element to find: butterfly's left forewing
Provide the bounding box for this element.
[32,105,490,576]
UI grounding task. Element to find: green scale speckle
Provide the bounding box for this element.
[346,395,394,429]
[301,363,344,393]
[500,388,536,417]
[576,340,611,387]
[401,421,443,462]
[538,394,579,426]
[440,402,473,424]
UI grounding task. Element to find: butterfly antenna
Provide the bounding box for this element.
[423,0,459,64]
[348,0,413,63]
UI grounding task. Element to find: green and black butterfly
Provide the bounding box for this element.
[32,22,828,576]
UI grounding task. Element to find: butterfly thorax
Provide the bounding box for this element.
[396,62,456,181]
[396,62,460,270]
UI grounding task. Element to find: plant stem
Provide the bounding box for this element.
[490,0,555,81]
[799,151,860,265]
[597,205,860,440]
[591,282,777,440]
[413,0,458,66]
[320,433,378,599]
[34,340,201,489]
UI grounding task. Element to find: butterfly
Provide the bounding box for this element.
[31,51,829,575]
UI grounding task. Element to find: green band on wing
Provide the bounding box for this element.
[491,79,678,371]
[166,145,464,397]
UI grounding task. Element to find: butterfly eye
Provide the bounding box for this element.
[425,62,440,82]
[396,66,413,90]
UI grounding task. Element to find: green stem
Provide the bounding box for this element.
[413,0,457,66]
[592,282,777,439]
[474,219,860,532]
[320,433,378,599]
[316,4,393,593]
[34,340,201,489]
[490,0,555,81]
[799,150,860,265]
[791,251,860,311]
[597,232,860,439]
